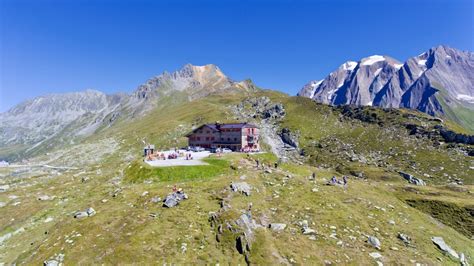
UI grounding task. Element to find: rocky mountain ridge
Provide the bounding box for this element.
[0,64,255,160]
[298,45,474,131]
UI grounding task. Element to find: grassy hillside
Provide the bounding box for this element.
[0,90,473,264]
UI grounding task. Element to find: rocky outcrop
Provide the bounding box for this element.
[278,128,299,149]
[439,128,474,145]
[431,236,459,259]
[163,191,188,208]
[232,96,301,162]
[230,182,252,196]
[399,171,426,186]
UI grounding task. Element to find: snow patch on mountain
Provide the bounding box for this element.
[394,63,404,70]
[342,61,358,71]
[361,55,385,65]
[373,68,383,77]
[456,94,474,103]
[417,59,427,66]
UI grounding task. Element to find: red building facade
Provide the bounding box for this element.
[186,123,260,151]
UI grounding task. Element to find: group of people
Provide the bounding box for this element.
[328,175,349,189]
[145,150,194,161]
[240,147,260,153]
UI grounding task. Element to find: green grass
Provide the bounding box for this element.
[124,157,231,183]
[2,89,474,264]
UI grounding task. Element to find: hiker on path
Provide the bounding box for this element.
[256,159,260,168]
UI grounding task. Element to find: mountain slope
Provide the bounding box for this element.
[0,64,256,161]
[0,90,472,265]
[298,45,474,132]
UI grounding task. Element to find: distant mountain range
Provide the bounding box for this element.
[1,45,473,160]
[298,45,474,131]
[0,64,256,159]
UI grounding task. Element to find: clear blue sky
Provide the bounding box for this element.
[1,0,473,112]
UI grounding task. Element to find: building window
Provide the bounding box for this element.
[227,138,230,141]
[234,138,237,141]
[211,137,215,140]
[206,137,209,141]
[206,130,210,133]
[197,137,200,141]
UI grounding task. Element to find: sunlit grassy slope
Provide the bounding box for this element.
[0,89,472,264]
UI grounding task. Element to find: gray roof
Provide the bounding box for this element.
[186,122,258,136]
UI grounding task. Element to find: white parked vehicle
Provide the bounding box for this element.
[221,148,232,153]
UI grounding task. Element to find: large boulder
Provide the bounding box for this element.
[230,182,252,196]
[431,236,459,259]
[73,207,96,219]
[163,191,188,208]
[368,236,381,250]
[269,223,287,232]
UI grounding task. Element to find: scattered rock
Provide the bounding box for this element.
[397,233,411,246]
[150,196,162,203]
[0,202,5,208]
[230,182,252,196]
[43,253,64,266]
[181,243,187,253]
[460,253,468,266]
[431,236,459,259]
[399,171,426,186]
[38,195,54,201]
[369,252,383,260]
[388,220,395,225]
[163,191,188,208]
[269,223,287,232]
[368,236,381,250]
[0,184,10,192]
[141,191,149,197]
[302,228,317,235]
[73,207,96,219]
[86,207,96,216]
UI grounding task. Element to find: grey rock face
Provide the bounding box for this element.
[299,45,474,129]
[299,56,402,106]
